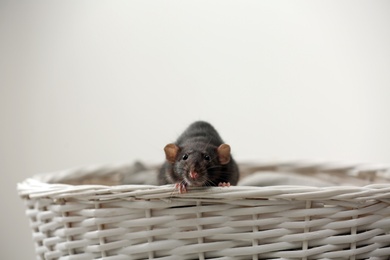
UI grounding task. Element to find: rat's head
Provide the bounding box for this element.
[164,142,231,187]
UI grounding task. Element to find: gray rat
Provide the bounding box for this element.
[158,121,239,193]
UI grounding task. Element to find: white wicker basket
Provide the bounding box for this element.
[18,160,390,260]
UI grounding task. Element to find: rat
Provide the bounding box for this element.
[158,121,239,193]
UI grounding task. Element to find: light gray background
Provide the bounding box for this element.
[1,1,389,259]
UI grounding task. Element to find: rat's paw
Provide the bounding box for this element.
[175,183,188,193]
[218,182,231,187]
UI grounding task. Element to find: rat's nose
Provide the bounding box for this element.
[189,171,199,179]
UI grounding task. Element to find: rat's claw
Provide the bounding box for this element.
[175,182,187,193]
[218,182,231,187]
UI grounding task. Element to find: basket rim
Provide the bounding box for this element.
[17,159,390,201]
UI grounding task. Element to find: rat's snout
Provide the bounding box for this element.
[189,171,199,180]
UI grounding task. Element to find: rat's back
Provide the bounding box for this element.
[176,121,224,146]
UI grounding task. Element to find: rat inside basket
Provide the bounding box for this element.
[20,160,390,260]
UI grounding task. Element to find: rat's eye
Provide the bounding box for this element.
[204,154,210,161]
[182,154,189,160]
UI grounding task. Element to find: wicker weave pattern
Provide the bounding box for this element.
[18,161,390,260]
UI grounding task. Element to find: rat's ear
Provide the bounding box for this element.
[217,144,231,165]
[164,143,179,163]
